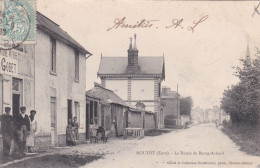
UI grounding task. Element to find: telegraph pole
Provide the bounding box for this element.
[177,84,180,126]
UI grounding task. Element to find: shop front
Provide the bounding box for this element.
[0,47,35,117]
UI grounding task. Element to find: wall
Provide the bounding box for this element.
[145,113,155,129]
[131,80,154,100]
[161,98,179,118]
[35,29,86,137]
[130,111,142,128]
[106,80,128,100]
[0,45,34,116]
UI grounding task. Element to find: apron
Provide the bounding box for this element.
[26,118,38,146]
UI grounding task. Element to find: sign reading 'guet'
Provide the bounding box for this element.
[0,55,18,76]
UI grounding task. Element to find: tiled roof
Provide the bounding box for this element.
[37,12,90,55]
[97,56,165,78]
[86,83,128,107]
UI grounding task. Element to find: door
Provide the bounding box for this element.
[67,99,72,124]
[86,103,89,139]
[12,94,20,117]
[50,97,57,146]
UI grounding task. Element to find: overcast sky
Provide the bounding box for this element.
[38,0,260,109]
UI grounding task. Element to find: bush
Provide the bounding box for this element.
[164,114,177,127]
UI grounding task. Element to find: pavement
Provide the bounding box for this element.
[1,123,260,168]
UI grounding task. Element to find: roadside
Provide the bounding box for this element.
[221,122,260,156]
[0,129,176,167]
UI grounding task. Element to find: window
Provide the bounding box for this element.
[12,78,19,91]
[74,102,80,126]
[51,38,56,73]
[75,50,79,81]
[89,100,98,125]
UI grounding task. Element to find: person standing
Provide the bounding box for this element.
[72,117,79,140]
[0,107,14,160]
[27,110,38,153]
[13,106,30,157]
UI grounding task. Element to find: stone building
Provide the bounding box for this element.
[161,86,180,126]
[0,12,91,147]
[97,34,165,129]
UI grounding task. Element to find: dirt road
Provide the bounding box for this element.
[76,124,260,168]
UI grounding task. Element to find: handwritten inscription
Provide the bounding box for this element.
[252,1,260,17]
[107,16,209,33]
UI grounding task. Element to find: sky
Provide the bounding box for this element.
[37,0,260,109]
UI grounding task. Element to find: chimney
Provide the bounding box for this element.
[128,34,139,72]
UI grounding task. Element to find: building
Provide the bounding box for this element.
[97,34,165,129]
[161,86,180,126]
[0,12,91,147]
[85,83,156,138]
[86,83,129,137]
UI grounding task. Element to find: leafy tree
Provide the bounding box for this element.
[221,52,260,125]
[180,97,193,116]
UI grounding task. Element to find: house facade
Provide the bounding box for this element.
[0,12,91,147]
[97,34,165,129]
[35,12,91,145]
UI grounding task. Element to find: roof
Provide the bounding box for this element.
[37,12,91,55]
[86,83,128,107]
[97,56,165,79]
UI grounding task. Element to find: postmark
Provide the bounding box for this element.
[0,0,36,49]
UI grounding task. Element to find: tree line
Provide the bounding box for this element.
[221,48,260,125]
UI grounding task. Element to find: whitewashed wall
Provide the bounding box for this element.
[131,80,154,100]
[35,30,86,136]
[106,79,128,100]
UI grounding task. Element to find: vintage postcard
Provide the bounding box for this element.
[0,0,260,168]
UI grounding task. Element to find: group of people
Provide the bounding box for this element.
[0,106,37,161]
[66,117,79,146]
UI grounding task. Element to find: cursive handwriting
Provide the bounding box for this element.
[252,1,260,17]
[107,16,209,33]
[187,15,208,33]
[107,17,159,31]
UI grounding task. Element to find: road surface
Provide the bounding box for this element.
[63,124,260,168]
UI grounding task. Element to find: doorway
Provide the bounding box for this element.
[67,99,72,124]
[50,97,57,146]
[12,94,20,117]
[12,78,22,117]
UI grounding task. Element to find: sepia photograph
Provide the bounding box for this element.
[0,0,260,167]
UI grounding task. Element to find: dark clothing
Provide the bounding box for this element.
[13,114,30,156]
[0,114,14,134]
[14,114,30,132]
[0,114,14,157]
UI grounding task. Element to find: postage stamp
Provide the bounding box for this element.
[1,0,36,46]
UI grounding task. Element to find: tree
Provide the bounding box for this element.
[221,53,260,125]
[180,97,193,116]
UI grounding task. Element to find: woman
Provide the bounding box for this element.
[27,110,38,153]
[66,119,76,146]
[72,117,79,140]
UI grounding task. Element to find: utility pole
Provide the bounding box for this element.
[177,84,180,126]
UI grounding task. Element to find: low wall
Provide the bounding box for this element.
[130,111,155,130]
[131,112,142,128]
[145,113,155,129]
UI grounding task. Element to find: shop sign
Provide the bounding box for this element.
[0,55,18,76]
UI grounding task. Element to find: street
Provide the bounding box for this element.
[64,124,260,168]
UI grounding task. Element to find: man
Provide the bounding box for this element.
[13,106,30,157]
[27,110,37,153]
[0,107,14,160]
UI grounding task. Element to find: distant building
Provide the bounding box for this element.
[161,86,180,126]
[97,34,165,129]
